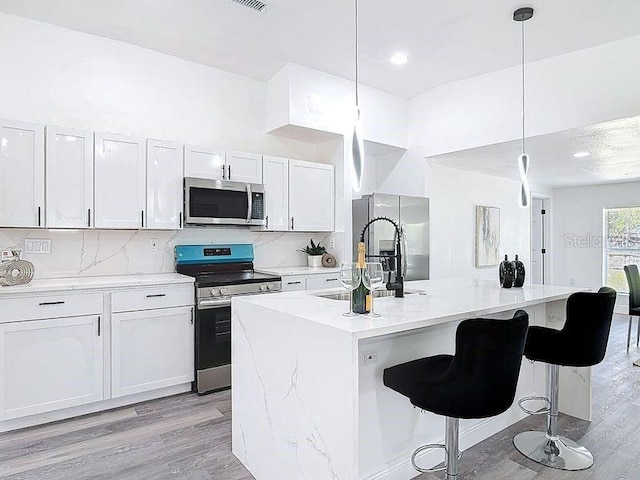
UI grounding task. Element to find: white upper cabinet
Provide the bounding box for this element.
[289,160,334,232]
[0,119,45,228]
[184,144,225,180]
[94,133,146,229]
[45,126,94,229]
[226,150,263,184]
[146,139,183,230]
[262,156,289,231]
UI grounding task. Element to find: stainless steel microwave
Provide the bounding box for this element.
[184,177,266,226]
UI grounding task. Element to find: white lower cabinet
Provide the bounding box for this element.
[281,273,341,292]
[111,306,194,398]
[0,315,103,420]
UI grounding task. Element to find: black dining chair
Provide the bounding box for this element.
[624,265,640,352]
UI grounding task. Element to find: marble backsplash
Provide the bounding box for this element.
[0,228,342,279]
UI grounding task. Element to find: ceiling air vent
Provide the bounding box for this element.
[230,0,270,13]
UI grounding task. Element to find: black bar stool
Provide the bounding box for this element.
[514,287,616,471]
[383,311,529,480]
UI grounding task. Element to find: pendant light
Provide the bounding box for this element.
[514,7,533,208]
[351,0,365,192]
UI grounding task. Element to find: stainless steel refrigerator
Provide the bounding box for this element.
[352,194,430,281]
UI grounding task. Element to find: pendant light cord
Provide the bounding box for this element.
[355,0,359,108]
[521,20,526,154]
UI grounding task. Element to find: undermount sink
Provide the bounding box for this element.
[315,289,423,301]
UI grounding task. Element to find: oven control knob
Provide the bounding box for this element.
[267,282,276,291]
[259,284,268,292]
[210,288,219,296]
[219,287,229,296]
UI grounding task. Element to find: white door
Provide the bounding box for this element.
[46,126,94,228]
[0,315,104,420]
[111,307,194,398]
[146,139,183,230]
[94,133,146,229]
[263,156,289,231]
[226,151,263,184]
[289,160,335,232]
[184,144,225,180]
[0,119,45,228]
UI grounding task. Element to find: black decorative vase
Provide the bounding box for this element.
[499,255,514,288]
[512,255,526,287]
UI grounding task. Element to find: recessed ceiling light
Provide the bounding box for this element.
[572,151,591,158]
[390,52,408,65]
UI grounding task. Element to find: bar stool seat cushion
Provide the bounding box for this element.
[632,307,640,316]
[523,289,616,368]
[383,312,529,420]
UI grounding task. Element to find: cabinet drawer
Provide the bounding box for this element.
[306,274,341,291]
[112,285,193,313]
[0,293,103,323]
[281,276,307,292]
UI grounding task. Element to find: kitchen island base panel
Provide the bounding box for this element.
[232,300,358,480]
[232,283,590,480]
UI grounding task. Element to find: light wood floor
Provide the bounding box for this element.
[1,314,639,480]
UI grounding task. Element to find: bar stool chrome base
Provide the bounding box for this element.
[515,363,594,471]
[513,431,593,470]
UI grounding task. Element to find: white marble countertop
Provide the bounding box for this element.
[0,273,194,296]
[255,266,341,276]
[233,278,587,339]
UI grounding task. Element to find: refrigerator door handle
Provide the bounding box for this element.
[401,224,408,277]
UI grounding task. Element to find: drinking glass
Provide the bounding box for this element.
[365,262,385,318]
[340,263,361,317]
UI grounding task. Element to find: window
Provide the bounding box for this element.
[604,207,640,293]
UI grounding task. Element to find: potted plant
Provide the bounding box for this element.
[299,239,327,268]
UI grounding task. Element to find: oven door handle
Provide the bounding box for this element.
[198,298,232,309]
[246,184,252,223]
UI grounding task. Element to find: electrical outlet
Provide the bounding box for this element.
[360,350,378,366]
[150,238,159,252]
[329,237,336,249]
[569,277,577,286]
[24,238,51,254]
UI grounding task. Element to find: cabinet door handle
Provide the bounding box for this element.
[39,301,65,306]
[190,307,194,325]
[228,165,231,180]
[141,210,144,228]
[37,206,42,227]
[265,215,269,230]
[87,208,91,227]
[98,316,101,336]
[222,165,226,180]
[288,281,302,285]
[179,212,183,229]
[291,217,294,230]
[326,278,338,282]
[146,293,166,298]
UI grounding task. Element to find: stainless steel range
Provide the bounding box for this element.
[175,244,281,394]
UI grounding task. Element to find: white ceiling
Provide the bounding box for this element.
[428,116,640,189]
[1,0,640,98]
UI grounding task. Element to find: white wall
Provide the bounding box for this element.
[553,181,640,297]
[266,64,409,149]
[429,165,531,282]
[0,12,342,278]
[410,34,640,158]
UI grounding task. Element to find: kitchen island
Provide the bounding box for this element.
[232,278,588,480]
